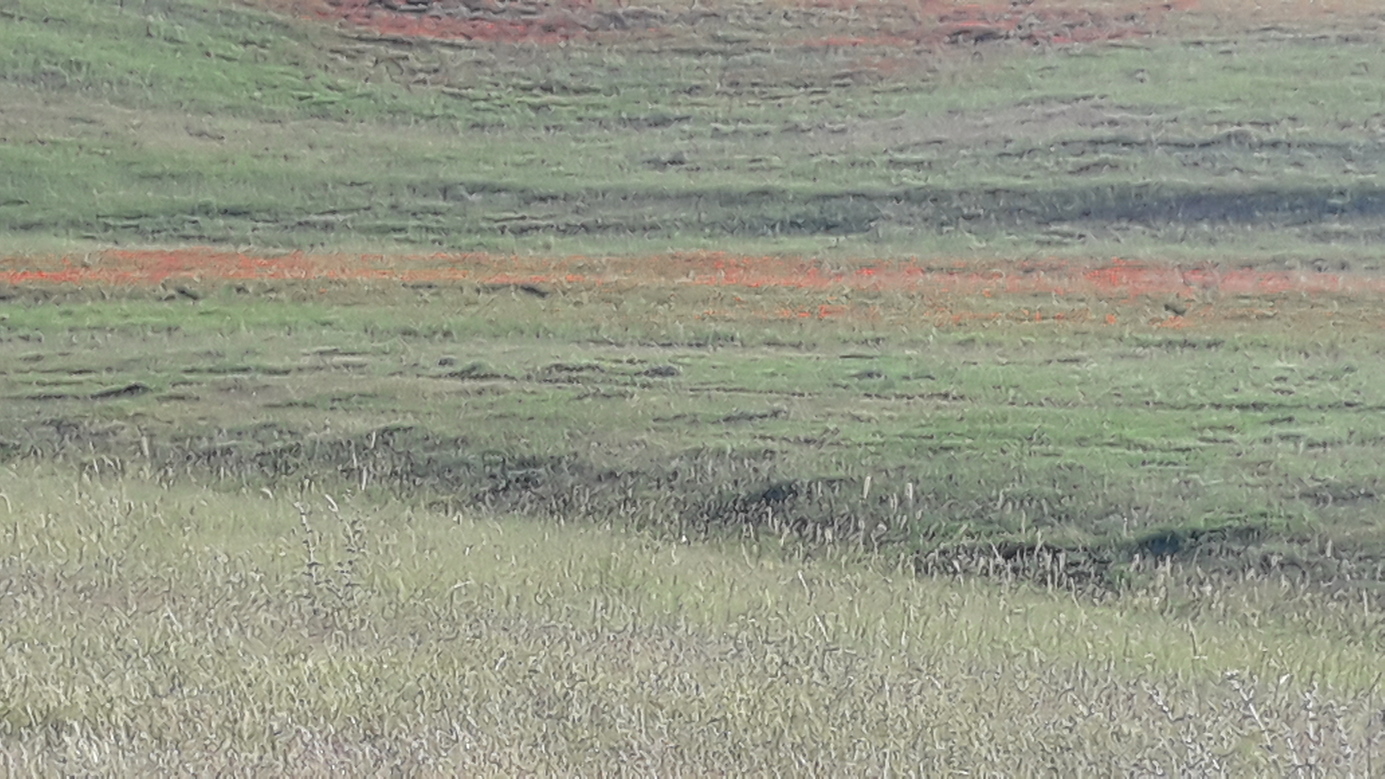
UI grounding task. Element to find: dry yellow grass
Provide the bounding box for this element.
[2,465,1382,774]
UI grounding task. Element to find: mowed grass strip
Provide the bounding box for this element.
[1,466,1381,774]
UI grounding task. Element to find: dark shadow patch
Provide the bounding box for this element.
[1131,336,1227,351]
[89,382,152,399]
[1129,522,1266,560]
[916,540,1114,589]
[1300,484,1378,508]
[442,361,507,380]
[639,365,681,378]
[479,283,551,298]
[543,362,605,373]
[756,480,799,505]
[718,407,788,424]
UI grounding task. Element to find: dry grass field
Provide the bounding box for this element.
[4,467,1384,774]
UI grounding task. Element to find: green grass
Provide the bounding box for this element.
[2,465,1381,773]
[3,279,1384,584]
[3,0,1385,258]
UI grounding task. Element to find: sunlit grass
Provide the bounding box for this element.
[1,465,1381,773]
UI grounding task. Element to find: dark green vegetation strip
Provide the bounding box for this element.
[3,0,1385,259]
[4,281,1384,588]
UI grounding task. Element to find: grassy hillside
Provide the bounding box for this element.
[3,466,1380,773]
[6,1,1385,771]
[3,262,1385,587]
[3,0,1385,259]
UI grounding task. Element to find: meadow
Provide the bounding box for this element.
[4,0,1385,773]
[3,0,1385,261]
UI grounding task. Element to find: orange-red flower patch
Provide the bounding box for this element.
[6,248,1381,333]
[4,249,1381,299]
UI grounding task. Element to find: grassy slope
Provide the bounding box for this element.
[3,467,1380,773]
[5,2,1385,771]
[3,278,1385,582]
[3,0,1385,258]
